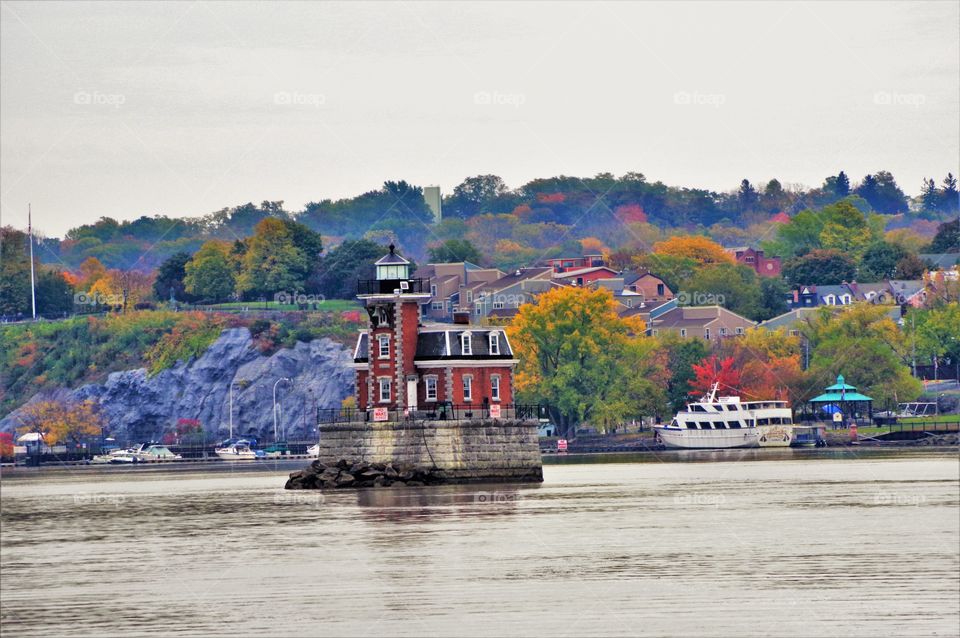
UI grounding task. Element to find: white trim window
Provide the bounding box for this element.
[425,376,438,401]
[491,375,501,401]
[492,301,505,309]
[378,334,390,359]
[719,327,727,336]
[489,333,500,355]
[736,327,745,335]
[680,328,687,337]
[462,375,473,402]
[431,301,444,311]
[430,284,438,297]
[704,328,711,340]
[378,378,391,403]
[461,333,472,355]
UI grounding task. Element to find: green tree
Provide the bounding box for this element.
[928,219,959,253]
[819,200,873,256]
[803,305,922,406]
[940,173,959,213]
[910,304,960,368]
[783,249,857,286]
[153,252,195,302]
[738,179,759,213]
[854,170,908,214]
[658,333,710,412]
[310,239,385,299]
[35,269,74,315]
[758,277,789,320]
[184,241,236,302]
[235,218,310,298]
[860,242,908,282]
[445,174,512,219]
[682,263,762,320]
[0,226,31,316]
[894,254,927,279]
[427,239,484,264]
[920,178,941,212]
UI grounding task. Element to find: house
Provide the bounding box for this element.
[646,305,756,340]
[551,265,620,286]
[887,280,926,307]
[545,254,605,273]
[760,306,902,336]
[467,267,558,321]
[789,283,858,308]
[418,262,505,321]
[726,247,782,277]
[353,245,517,412]
[594,271,673,309]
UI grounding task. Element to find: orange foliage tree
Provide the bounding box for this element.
[0,432,13,458]
[652,235,735,266]
[16,399,104,446]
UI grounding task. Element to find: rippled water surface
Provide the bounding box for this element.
[2,449,958,637]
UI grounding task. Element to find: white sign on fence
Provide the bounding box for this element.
[373,407,389,422]
[490,404,501,418]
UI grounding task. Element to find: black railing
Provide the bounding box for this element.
[357,278,427,295]
[318,403,547,424]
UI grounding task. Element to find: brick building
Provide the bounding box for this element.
[727,247,782,277]
[352,246,517,413]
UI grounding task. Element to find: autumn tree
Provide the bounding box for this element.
[652,235,734,266]
[689,355,742,398]
[184,240,236,302]
[657,332,710,412]
[236,218,316,298]
[16,399,104,446]
[508,286,667,436]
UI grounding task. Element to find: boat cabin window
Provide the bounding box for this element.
[685,422,697,429]
[729,422,742,429]
[690,405,706,412]
[714,422,727,429]
[757,418,769,425]
[698,422,712,429]
[725,404,738,411]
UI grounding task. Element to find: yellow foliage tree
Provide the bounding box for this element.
[507,286,666,435]
[652,235,735,266]
[16,400,104,446]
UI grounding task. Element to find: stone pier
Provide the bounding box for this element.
[316,419,543,484]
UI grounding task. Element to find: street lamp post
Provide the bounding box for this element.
[273,377,292,442]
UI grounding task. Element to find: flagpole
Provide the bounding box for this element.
[28,203,37,320]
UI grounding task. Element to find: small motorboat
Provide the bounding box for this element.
[215,440,265,460]
[306,443,320,457]
[136,445,182,461]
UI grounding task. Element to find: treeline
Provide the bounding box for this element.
[27,170,959,273]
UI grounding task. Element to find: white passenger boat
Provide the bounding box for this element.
[215,440,264,460]
[655,384,794,449]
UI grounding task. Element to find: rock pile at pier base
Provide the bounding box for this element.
[285,459,449,489]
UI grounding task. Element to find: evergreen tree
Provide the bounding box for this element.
[835,171,850,197]
[738,179,759,213]
[940,173,959,213]
[920,178,940,212]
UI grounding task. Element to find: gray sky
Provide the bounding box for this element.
[2,1,958,238]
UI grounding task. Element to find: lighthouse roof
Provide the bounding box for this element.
[375,244,410,266]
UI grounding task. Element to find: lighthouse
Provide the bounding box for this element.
[352,245,517,416]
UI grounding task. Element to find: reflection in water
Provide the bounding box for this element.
[1,449,957,637]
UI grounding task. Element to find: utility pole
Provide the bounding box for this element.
[911,312,917,378]
[273,377,292,442]
[28,204,36,320]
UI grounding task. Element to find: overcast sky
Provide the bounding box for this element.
[1,1,958,238]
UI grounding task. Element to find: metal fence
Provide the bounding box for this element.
[317,403,547,424]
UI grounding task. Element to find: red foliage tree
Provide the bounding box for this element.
[689,355,741,397]
[615,203,647,224]
[536,193,566,204]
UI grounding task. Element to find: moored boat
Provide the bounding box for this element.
[655,384,795,450]
[215,440,265,460]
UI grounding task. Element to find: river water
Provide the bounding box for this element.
[1,448,958,637]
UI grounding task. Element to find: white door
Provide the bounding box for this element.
[406,379,418,411]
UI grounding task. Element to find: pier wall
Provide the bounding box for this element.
[316,419,543,483]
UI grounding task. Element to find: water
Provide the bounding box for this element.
[2,449,958,637]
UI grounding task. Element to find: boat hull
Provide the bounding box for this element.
[655,427,760,449]
[215,449,259,460]
[758,425,793,447]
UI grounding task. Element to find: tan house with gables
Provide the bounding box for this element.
[646,305,756,340]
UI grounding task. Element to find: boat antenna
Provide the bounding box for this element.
[706,382,719,403]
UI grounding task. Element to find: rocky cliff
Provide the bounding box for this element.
[0,328,354,442]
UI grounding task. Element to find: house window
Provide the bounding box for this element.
[825,295,835,305]
[466,291,473,303]
[720,327,727,336]
[705,328,711,339]
[461,333,472,355]
[474,302,482,316]
[841,294,851,304]
[425,376,438,401]
[491,375,501,401]
[789,329,799,337]
[378,334,390,358]
[462,375,473,402]
[492,301,504,309]
[378,378,391,403]
[489,333,500,355]
[430,284,438,297]
[657,283,665,296]
[680,328,687,337]
[736,327,745,335]
[431,301,444,310]
[651,329,659,336]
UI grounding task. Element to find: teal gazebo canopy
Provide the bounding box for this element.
[809,374,873,425]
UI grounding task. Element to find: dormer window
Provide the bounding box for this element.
[489,333,500,355]
[461,333,472,355]
[841,294,852,305]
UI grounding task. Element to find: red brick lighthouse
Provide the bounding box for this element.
[352,245,517,415]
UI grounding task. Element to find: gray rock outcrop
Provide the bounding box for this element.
[0,328,354,442]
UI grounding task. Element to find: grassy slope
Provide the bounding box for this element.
[0,309,361,417]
